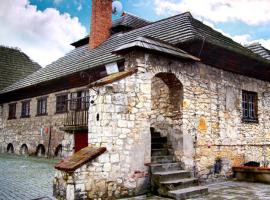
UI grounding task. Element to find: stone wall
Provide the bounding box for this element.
[0,86,88,158]
[54,68,152,199]
[143,53,270,180]
[54,51,270,199]
[127,52,270,180]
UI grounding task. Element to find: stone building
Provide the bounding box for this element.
[0,46,41,153]
[0,5,150,157]
[1,0,270,199]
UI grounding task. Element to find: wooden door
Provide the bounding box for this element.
[74,132,88,152]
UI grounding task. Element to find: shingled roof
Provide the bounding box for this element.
[113,36,200,61]
[245,43,270,61]
[71,13,151,48]
[0,46,41,91]
[1,12,269,95]
[111,12,151,33]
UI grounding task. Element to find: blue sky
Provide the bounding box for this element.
[28,0,270,40]
[28,0,161,32]
[0,0,269,66]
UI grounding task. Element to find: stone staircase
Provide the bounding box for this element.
[150,128,208,200]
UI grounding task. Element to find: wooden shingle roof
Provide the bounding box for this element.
[0,46,41,91]
[1,12,269,95]
[111,12,151,32]
[245,43,270,61]
[113,36,200,61]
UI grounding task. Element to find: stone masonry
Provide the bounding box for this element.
[54,50,270,199]
[0,86,89,158]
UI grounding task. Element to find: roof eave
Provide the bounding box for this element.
[113,45,200,62]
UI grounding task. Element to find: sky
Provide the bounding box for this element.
[0,0,270,67]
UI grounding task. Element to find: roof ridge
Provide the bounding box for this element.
[0,45,21,51]
[121,12,152,23]
[109,12,195,40]
[0,45,41,68]
[245,42,261,47]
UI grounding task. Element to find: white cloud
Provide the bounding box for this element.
[0,0,87,66]
[77,3,82,11]
[154,0,270,25]
[233,35,270,50]
[132,0,152,8]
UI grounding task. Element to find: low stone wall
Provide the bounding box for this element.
[53,160,150,200]
[233,166,270,183]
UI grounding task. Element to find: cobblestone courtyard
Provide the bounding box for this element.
[1,154,270,200]
[0,154,58,200]
[124,181,270,200]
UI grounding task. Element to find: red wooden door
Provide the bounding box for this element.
[74,132,88,152]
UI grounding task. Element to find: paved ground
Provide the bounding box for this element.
[124,181,270,200]
[1,154,270,200]
[0,154,58,200]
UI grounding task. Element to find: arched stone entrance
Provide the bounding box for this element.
[20,144,28,156]
[54,144,62,158]
[151,72,183,161]
[7,143,14,154]
[36,144,46,157]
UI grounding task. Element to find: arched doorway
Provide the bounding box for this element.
[151,73,183,159]
[20,144,29,156]
[36,144,46,157]
[7,143,14,154]
[54,144,62,158]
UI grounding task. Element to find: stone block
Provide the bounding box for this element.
[111,154,120,163]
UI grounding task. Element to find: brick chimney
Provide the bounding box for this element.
[89,0,112,49]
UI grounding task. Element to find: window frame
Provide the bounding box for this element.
[36,96,48,116]
[0,105,3,117]
[21,100,31,118]
[8,103,17,120]
[70,90,90,111]
[242,90,258,123]
[55,93,68,114]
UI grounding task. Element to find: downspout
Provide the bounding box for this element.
[47,125,52,158]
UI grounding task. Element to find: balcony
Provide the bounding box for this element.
[62,96,89,131]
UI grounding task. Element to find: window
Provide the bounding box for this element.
[21,101,30,118]
[56,94,68,113]
[70,90,89,111]
[8,103,16,119]
[242,90,258,122]
[0,105,3,116]
[37,97,47,116]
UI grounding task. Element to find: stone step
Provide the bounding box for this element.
[152,170,191,182]
[151,155,174,163]
[151,148,169,156]
[168,186,208,200]
[151,142,167,149]
[156,178,199,197]
[161,178,199,190]
[150,162,182,173]
[151,136,167,143]
[151,132,161,138]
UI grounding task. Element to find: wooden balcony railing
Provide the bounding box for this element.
[64,96,89,128]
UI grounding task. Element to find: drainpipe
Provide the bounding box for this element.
[47,125,52,158]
